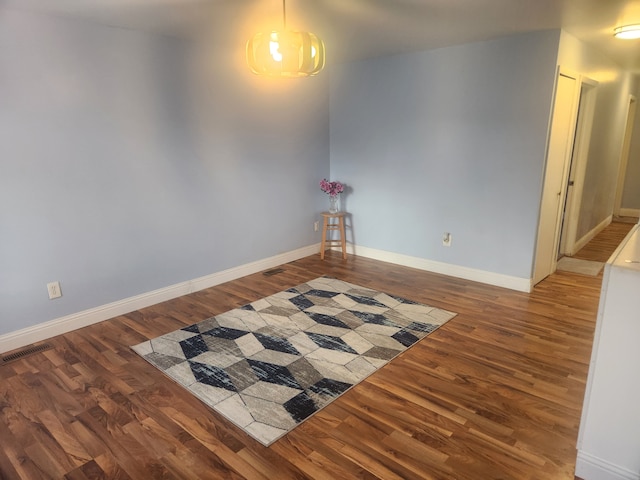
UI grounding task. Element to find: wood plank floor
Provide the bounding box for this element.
[0,222,633,480]
[571,221,634,262]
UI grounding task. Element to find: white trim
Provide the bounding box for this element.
[0,244,320,354]
[576,450,640,480]
[187,244,319,292]
[339,244,531,293]
[560,77,598,256]
[571,215,613,255]
[619,208,640,218]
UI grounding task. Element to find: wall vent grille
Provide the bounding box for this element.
[1,343,54,364]
[263,268,285,277]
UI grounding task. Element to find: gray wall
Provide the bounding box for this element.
[329,31,560,279]
[0,9,329,335]
[622,86,640,210]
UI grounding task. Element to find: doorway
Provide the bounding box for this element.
[533,70,599,285]
[558,79,598,257]
[533,70,581,285]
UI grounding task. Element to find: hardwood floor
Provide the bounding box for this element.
[0,223,632,479]
[571,221,634,262]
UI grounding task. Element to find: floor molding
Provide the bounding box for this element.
[576,450,640,480]
[339,245,531,292]
[0,244,320,354]
[619,208,640,218]
[1,243,536,354]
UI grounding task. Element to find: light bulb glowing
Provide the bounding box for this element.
[614,25,640,39]
[247,30,325,77]
[270,40,282,62]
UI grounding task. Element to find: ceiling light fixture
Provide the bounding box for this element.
[246,0,325,77]
[613,24,640,39]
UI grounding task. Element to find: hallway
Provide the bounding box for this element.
[571,221,636,263]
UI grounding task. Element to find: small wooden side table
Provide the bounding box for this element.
[320,212,347,260]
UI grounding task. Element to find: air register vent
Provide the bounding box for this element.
[1,343,54,364]
[263,268,285,277]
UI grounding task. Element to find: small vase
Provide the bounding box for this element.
[329,194,339,213]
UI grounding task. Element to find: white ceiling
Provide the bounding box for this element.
[5,0,640,71]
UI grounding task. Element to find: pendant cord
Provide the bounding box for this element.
[282,0,287,30]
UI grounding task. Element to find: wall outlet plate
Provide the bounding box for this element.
[47,281,62,299]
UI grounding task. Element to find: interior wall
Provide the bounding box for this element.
[557,31,637,236]
[0,8,329,337]
[329,30,560,279]
[621,78,640,210]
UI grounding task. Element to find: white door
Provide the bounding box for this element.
[533,72,580,285]
[559,78,598,256]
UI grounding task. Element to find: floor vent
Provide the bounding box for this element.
[1,343,54,364]
[263,268,285,277]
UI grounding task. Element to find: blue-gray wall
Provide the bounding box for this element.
[329,31,560,279]
[3,9,630,342]
[0,9,329,335]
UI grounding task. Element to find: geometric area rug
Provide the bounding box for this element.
[131,276,457,446]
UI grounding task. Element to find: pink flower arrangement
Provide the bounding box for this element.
[320,179,344,197]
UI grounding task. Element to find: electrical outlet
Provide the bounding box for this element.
[314,221,319,232]
[442,232,452,247]
[47,281,62,300]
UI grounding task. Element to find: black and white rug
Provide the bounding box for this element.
[132,277,456,446]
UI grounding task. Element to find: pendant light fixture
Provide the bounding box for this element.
[614,24,640,39]
[246,0,325,77]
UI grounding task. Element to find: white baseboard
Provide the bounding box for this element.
[576,450,640,480]
[619,208,640,218]
[1,241,534,354]
[0,244,320,354]
[337,244,531,292]
[572,215,613,255]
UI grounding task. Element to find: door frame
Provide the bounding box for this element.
[559,76,599,256]
[533,68,582,285]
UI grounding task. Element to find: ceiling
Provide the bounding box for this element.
[4,0,640,71]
